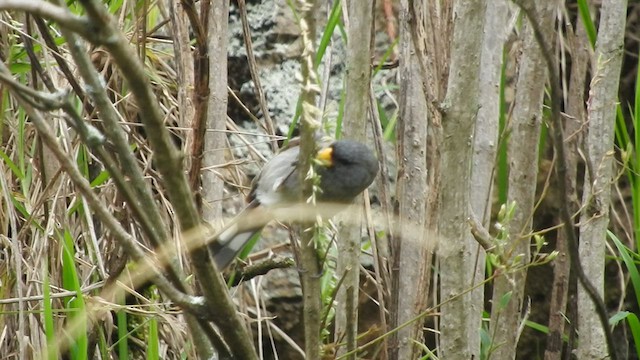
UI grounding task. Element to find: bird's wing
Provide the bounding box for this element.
[251,146,300,206]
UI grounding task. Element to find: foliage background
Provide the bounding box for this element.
[0,0,639,359]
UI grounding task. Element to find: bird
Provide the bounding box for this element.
[209,139,379,270]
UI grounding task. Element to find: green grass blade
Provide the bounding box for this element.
[61,229,88,360]
[380,101,397,141]
[609,311,640,355]
[116,294,130,360]
[97,327,110,360]
[576,0,597,48]
[108,0,125,13]
[90,170,111,188]
[524,320,549,334]
[148,316,160,360]
[615,104,631,152]
[373,36,399,77]
[17,108,29,194]
[608,231,640,310]
[43,262,57,360]
[0,149,24,179]
[284,98,301,145]
[616,104,639,250]
[315,0,342,69]
[626,312,640,356]
[10,194,31,220]
[633,46,640,251]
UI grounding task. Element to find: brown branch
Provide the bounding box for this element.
[39,14,225,355]
[180,0,212,201]
[23,0,259,357]
[545,14,589,360]
[0,71,69,110]
[226,256,295,287]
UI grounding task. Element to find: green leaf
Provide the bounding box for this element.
[90,170,111,188]
[524,320,549,335]
[609,311,640,355]
[8,62,31,74]
[498,291,512,309]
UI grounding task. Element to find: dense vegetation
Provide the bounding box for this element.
[0,1,638,359]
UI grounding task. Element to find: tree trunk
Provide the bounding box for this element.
[468,0,511,349]
[335,1,374,358]
[438,0,486,358]
[488,2,556,359]
[578,0,627,358]
[390,0,430,358]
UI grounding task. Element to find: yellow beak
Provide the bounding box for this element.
[315,147,334,167]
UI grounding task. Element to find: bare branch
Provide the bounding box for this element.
[0,0,96,40]
[467,208,497,254]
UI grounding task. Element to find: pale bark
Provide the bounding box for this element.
[438,0,486,358]
[391,0,430,358]
[335,1,374,358]
[391,0,455,357]
[468,0,511,345]
[168,1,195,141]
[297,1,322,359]
[577,0,627,358]
[202,0,229,226]
[488,2,556,359]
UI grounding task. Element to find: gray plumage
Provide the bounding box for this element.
[210,140,378,270]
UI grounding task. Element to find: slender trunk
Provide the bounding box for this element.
[468,0,511,348]
[438,1,487,358]
[577,0,627,358]
[390,0,430,358]
[297,1,322,359]
[488,2,557,359]
[335,1,374,358]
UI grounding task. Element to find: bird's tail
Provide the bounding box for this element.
[209,228,261,270]
[208,201,266,270]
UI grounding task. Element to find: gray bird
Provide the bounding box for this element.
[209,139,379,270]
